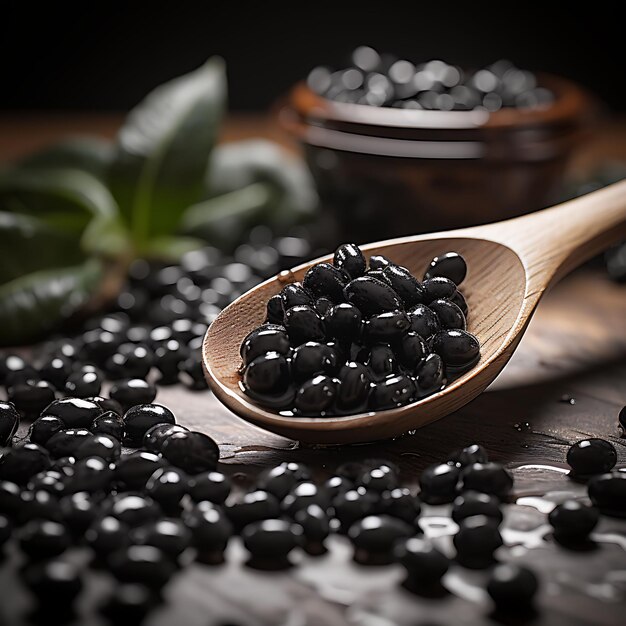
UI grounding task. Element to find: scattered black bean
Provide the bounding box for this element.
[453,515,503,568]
[566,438,617,476]
[587,471,626,517]
[123,403,176,446]
[487,564,539,610]
[548,500,599,542]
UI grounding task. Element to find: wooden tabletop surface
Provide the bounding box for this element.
[0,113,625,626]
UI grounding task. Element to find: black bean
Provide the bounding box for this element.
[74,434,121,463]
[226,490,281,531]
[115,452,166,490]
[242,518,303,559]
[280,283,314,309]
[110,379,157,412]
[131,518,192,558]
[100,583,156,623]
[334,243,366,279]
[363,310,410,343]
[453,515,503,568]
[43,398,102,429]
[18,519,71,559]
[161,431,220,474]
[0,443,51,484]
[394,537,449,586]
[294,504,330,548]
[325,302,363,341]
[370,375,415,410]
[367,344,398,381]
[282,482,331,517]
[548,500,599,542]
[291,342,339,381]
[332,488,379,530]
[421,277,457,303]
[123,403,176,446]
[88,396,124,416]
[459,462,513,499]
[357,466,399,492]
[0,354,37,387]
[109,545,176,588]
[419,463,461,504]
[91,411,125,440]
[284,305,326,345]
[431,329,480,369]
[487,564,538,609]
[23,559,83,605]
[183,502,233,556]
[348,514,413,563]
[344,276,403,316]
[244,352,291,394]
[424,252,467,285]
[265,294,284,324]
[86,515,130,556]
[382,265,424,307]
[303,262,348,302]
[429,299,466,330]
[407,304,440,339]
[380,488,421,524]
[336,362,372,411]
[452,491,503,524]
[108,492,162,527]
[294,375,339,415]
[395,332,428,369]
[0,401,20,446]
[59,491,99,532]
[449,443,489,467]
[369,254,392,271]
[64,369,102,398]
[450,290,468,316]
[188,471,231,504]
[587,472,626,517]
[143,423,189,453]
[8,380,57,418]
[67,456,113,493]
[38,356,73,390]
[414,353,445,396]
[567,438,617,476]
[256,462,311,500]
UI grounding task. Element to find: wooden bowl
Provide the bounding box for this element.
[279,74,596,243]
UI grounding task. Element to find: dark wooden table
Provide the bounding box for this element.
[1,114,625,626]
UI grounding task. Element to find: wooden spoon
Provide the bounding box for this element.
[203,181,626,444]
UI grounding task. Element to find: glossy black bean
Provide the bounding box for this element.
[38,356,73,390]
[100,583,157,623]
[109,545,176,588]
[395,332,428,370]
[357,466,399,493]
[294,504,330,547]
[332,488,379,530]
[43,398,102,429]
[110,379,157,412]
[344,276,403,316]
[314,297,333,317]
[363,310,410,343]
[132,518,192,558]
[241,327,291,366]
[282,482,331,517]
[82,328,122,364]
[407,304,440,339]
[453,515,503,568]
[68,456,113,493]
[587,472,626,516]
[548,500,599,541]
[265,294,284,324]
[91,411,125,440]
[419,463,461,504]
[86,515,131,555]
[154,339,189,384]
[256,462,311,500]
[143,423,189,453]
[348,515,413,562]
[59,491,99,532]
[370,375,415,410]
[115,451,167,490]
[334,243,366,279]
[123,403,176,446]
[145,467,190,507]
[291,342,339,381]
[421,277,458,303]
[335,362,372,411]
[0,401,20,446]
[0,354,37,387]
[567,438,617,476]
[459,463,513,499]
[380,488,421,524]
[28,416,64,447]
[8,380,57,418]
[325,303,362,341]
[413,353,445,396]
[449,443,489,467]
[244,352,291,394]
[429,299,466,330]
[161,431,219,474]
[294,375,339,415]
[303,262,348,302]
[452,491,503,524]
[46,428,93,458]
[367,344,398,381]
[0,480,22,518]
[280,282,314,310]
[284,305,326,345]
[381,265,424,308]
[189,471,231,504]
[19,519,71,559]
[74,434,121,462]
[366,269,391,284]
[0,443,51,484]
[243,518,303,562]
[369,254,392,271]
[64,369,102,398]
[225,490,280,531]
[23,559,83,605]
[431,329,480,369]
[184,502,233,555]
[394,537,450,586]
[424,252,467,285]
[19,489,62,523]
[487,564,539,609]
[108,492,162,527]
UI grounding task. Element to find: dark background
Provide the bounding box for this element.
[3,4,625,112]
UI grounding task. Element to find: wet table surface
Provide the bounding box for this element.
[1,115,625,625]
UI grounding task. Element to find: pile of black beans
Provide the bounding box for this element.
[307,46,554,112]
[241,244,479,416]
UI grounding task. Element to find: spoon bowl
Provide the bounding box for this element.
[203,182,626,444]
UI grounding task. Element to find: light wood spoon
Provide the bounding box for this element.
[203,181,626,444]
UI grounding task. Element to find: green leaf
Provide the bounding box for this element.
[0,260,103,346]
[109,57,227,247]
[181,181,274,249]
[205,140,317,224]
[16,137,113,181]
[139,235,207,261]
[0,167,128,258]
[0,211,84,284]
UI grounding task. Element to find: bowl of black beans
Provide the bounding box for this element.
[280,46,595,243]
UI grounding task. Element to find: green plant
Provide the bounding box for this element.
[0,57,316,345]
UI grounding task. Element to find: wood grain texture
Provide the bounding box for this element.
[203,182,626,444]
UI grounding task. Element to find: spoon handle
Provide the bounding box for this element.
[476,179,626,285]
